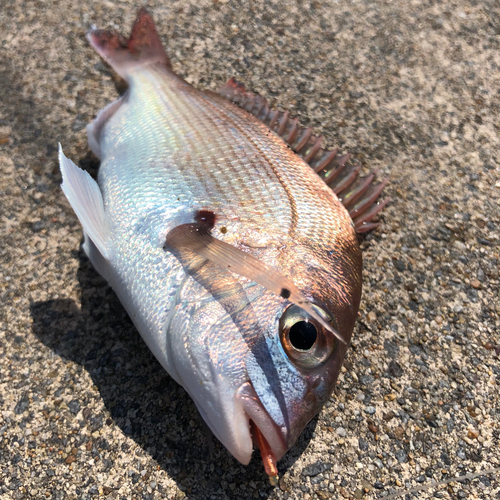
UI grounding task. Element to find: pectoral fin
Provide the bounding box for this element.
[59,145,109,260]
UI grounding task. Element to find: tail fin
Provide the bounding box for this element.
[87,8,171,79]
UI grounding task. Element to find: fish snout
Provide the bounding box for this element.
[236,382,287,480]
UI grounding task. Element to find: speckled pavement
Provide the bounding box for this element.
[1,1,499,499]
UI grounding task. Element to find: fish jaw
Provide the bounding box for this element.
[186,379,287,467]
[188,374,255,465]
[236,382,287,462]
[186,382,287,468]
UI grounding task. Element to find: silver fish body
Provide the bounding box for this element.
[59,9,363,472]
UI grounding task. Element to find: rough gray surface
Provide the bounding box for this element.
[1,1,499,499]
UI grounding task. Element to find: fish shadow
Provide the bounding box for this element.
[30,247,317,499]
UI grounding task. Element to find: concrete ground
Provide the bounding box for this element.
[0,0,499,499]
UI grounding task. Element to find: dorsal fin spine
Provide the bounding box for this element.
[332,164,361,194]
[312,148,337,173]
[259,103,270,121]
[303,136,323,163]
[286,119,298,143]
[341,173,375,208]
[353,198,391,231]
[268,110,280,129]
[349,181,389,218]
[323,158,346,184]
[294,128,312,153]
[277,112,289,135]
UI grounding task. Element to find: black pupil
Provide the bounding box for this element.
[289,321,317,350]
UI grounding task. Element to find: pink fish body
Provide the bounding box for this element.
[59,9,387,480]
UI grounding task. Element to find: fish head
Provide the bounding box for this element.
[240,239,362,460]
[166,229,362,469]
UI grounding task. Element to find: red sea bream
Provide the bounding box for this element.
[59,9,388,482]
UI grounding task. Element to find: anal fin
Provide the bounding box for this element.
[59,145,110,260]
[217,78,390,233]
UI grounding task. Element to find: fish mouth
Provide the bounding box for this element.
[236,382,287,478]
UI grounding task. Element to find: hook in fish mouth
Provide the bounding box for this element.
[236,382,287,484]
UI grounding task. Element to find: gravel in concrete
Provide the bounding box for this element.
[1,1,499,499]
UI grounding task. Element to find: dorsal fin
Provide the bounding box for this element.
[217,78,390,233]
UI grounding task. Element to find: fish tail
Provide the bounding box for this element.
[87,8,171,80]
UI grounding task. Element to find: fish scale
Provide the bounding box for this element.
[58,8,386,481]
[106,71,296,242]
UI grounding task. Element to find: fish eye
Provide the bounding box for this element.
[279,304,337,369]
[289,321,317,351]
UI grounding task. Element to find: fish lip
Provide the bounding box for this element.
[236,382,288,462]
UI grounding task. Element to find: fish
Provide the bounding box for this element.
[58,8,389,483]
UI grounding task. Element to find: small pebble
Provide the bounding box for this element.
[395,450,408,463]
[359,438,369,451]
[467,429,479,439]
[336,427,347,437]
